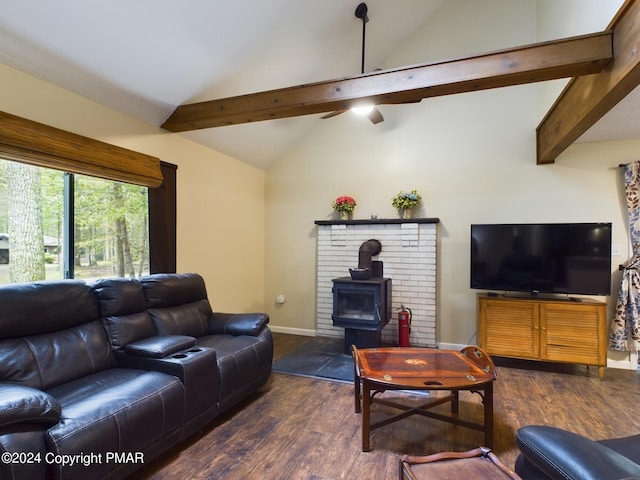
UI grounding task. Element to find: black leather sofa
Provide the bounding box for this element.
[515,425,640,480]
[0,273,273,480]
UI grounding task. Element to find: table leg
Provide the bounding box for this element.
[352,345,362,413]
[354,368,361,414]
[484,382,494,449]
[362,381,371,452]
[451,390,459,413]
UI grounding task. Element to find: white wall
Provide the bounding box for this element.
[0,63,266,313]
[535,0,626,122]
[264,0,635,370]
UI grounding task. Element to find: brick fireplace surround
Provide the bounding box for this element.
[315,218,439,348]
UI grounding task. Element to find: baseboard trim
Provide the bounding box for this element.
[269,326,317,337]
[607,358,634,370]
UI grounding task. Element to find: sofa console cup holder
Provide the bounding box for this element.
[169,346,212,361]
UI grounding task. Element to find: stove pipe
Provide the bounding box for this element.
[358,239,382,271]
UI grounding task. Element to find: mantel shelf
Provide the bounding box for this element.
[315,217,440,226]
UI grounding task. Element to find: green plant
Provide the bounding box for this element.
[392,190,421,210]
[332,195,357,214]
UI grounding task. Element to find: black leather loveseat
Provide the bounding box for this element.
[0,273,272,480]
[515,425,640,479]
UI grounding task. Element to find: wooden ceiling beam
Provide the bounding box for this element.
[537,0,640,164]
[162,32,612,132]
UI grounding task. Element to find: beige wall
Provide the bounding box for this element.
[264,0,636,369]
[0,0,635,367]
[0,62,266,313]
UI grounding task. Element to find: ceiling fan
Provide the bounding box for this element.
[321,3,384,124]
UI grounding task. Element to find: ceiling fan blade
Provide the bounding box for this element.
[321,110,347,120]
[380,95,423,105]
[368,107,384,124]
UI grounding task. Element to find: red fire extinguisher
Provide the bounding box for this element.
[397,305,412,347]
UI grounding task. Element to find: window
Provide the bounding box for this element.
[0,111,176,282]
[0,159,150,284]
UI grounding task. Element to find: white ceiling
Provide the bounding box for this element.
[577,85,640,144]
[0,1,636,169]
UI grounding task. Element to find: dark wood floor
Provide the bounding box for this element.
[131,333,640,479]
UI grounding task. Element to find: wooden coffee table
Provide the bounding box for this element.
[352,345,497,452]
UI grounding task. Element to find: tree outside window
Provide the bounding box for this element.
[0,159,149,284]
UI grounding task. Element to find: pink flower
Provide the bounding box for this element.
[332,195,357,214]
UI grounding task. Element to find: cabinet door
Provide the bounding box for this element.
[479,299,539,359]
[540,303,605,365]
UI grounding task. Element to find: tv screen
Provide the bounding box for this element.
[470,223,612,296]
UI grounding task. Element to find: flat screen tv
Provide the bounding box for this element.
[470,223,612,296]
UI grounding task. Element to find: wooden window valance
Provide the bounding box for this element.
[0,111,163,188]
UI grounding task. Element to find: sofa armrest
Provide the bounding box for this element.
[516,426,640,480]
[123,335,196,358]
[209,312,269,336]
[0,384,61,429]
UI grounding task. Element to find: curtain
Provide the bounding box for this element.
[149,161,177,274]
[609,161,640,351]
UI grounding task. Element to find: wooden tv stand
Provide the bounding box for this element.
[477,294,607,379]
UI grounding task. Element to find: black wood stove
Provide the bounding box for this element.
[332,239,392,354]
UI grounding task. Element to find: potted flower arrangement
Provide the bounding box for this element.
[332,195,357,219]
[392,190,421,218]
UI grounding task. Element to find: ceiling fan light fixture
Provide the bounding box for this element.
[320,2,384,125]
[351,104,374,115]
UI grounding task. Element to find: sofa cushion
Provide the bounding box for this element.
[0,280,98,339]
[140,273,213,338]
[196,328,273,411]
[147,301,212,337]
[46,369,184,480]
[0,321,116,390]
[92,278,147,317]
[140,273,208,308]
[102,311,157,350]
[93,278,157,349]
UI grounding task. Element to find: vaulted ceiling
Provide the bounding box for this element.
[0,1,638,170]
